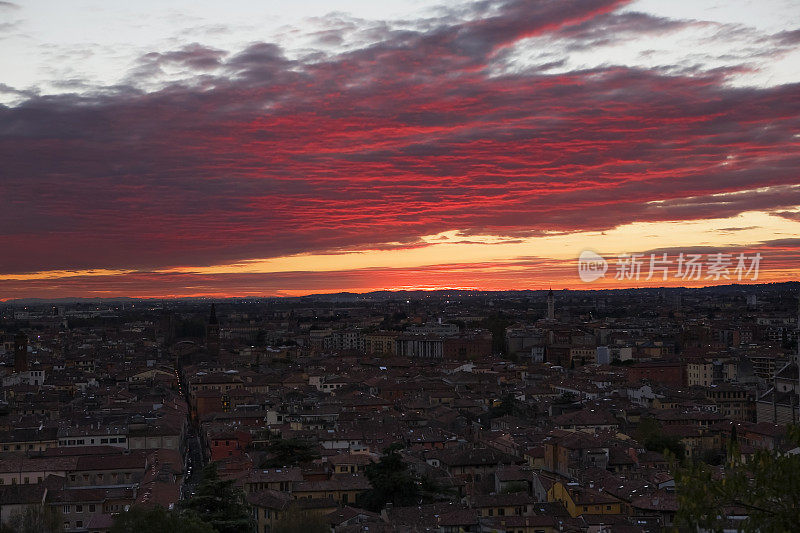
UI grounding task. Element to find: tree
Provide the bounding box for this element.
[271,504,329,533]
[182,462,255,533]
[258,437,320,467]
[356,446,453,511]
[500,481,529,494]
[554,391,577,405]
[1,505,63,533]
[358,443,422,511]
[481,313,512,355]
[111,506,214,533]
[676,425,800,532]
[636,417,685,461]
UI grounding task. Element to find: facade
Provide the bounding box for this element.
[548,482,625,518]
[628,361,685,387]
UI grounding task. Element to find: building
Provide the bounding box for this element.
[206,304,220,358]
[628,361,685,387]
[362,331,398,356]
[548,481,625,518]
[396,335,443,359]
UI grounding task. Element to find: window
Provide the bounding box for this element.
[76,505,83,512]
[63,505,71,514]
[606,505,612,510]
[89,504,96,512]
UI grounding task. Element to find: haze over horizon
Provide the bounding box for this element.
[1,0,799,299]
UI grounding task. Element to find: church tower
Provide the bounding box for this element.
[14,332,28,372]
[206,303,220,358]
[547,288,554,321]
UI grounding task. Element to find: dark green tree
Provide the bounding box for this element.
[554,391,577,405]
[110,506,214,533]
[1,505,63,533]
[358,443,421,511]
[481,313,512,355]
[676,425,800,532]
[259,437,320,467]
[182,462,255,533]
[636,417,685,460]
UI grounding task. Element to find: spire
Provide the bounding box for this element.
[209,303,218,325]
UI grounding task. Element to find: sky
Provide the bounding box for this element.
[0,0,799,299]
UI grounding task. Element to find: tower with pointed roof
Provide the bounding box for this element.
[206,303,220,358]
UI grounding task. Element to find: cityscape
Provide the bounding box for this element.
[1,285,799,532]
[1,0,800,532]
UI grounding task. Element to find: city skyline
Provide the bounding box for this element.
[1,0,799,299]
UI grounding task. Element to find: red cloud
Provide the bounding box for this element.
[0,0,798,297]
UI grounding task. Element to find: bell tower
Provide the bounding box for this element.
[14,332,28,372]
[206,303,220,358]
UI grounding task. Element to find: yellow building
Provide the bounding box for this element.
[686,361,714,387]
[471,492,535,518]
[291,475,371,506]
[482,515,559,532]
[248,491,336,533]
[363,332,398,356]
[548,481,625,518]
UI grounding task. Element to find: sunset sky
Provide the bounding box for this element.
[1,0,799,299]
